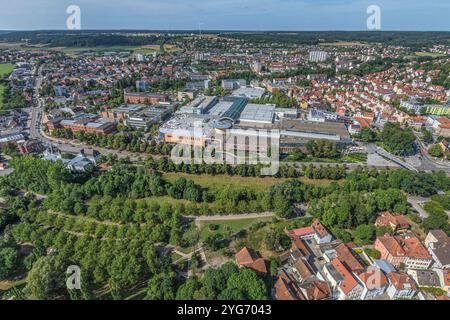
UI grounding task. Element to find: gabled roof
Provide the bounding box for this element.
[375,212,411,230]
[293,259,313,280]
[331,258,360,295]
[311,218,331,239]
[288,226,315,237]
[414,270,440,287]
[303,280,331,300]
[274,276,305,301]
[291,238,310,258]
[236,247,257,267]
[358,268,388,290]
[335,243,366,274]
[388,272,418,291]
[235,247,267,274]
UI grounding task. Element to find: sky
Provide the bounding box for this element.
[0,0,449,31]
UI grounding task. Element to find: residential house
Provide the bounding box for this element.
[323,258,364,300]
[357,267,388,300]
[407,269,440,288]
[285,218,332,244]
[425,230,450,269]
[273,271,305,300]
[386,272,419,299]
[301,280,332,301]
[375,234,433,270]
[375,212,411,233]
[235,247,267,275]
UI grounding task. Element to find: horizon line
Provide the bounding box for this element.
[1,29,450,33]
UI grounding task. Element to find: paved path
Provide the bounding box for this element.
[189,212,275,222]
[407,196,429,219]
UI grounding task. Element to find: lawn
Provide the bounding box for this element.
[162,172,338,193]
[415,52,447,58]
[342,153,368,163]
[162,172,287,193]
[51,45,171,55]
[199,217,273,240]
[0,63,14,78]
[319,41,367,47]
[0,84,6,108]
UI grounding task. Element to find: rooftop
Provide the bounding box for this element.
[239,103,275,124]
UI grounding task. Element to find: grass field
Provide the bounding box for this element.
[0,63,13,109]
[199,217,273,240]
[342,153,368,163]
[0,42,180,55]
[0,84,6,108]
[0,63,14,78]
[319,41,367,47]
[162,172,286,193]
[415,52,447,58]
[162,172,340,193]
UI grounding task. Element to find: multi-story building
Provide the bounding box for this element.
[375,234,433,270]
[425,230,450,269]
[221,79,246,90]
[357,268,388,300]
[309,50,329,62]
[124,92,168,105]
[386,272,418,299]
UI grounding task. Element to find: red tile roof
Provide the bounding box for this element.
[293,259,313,280]
[236,247,257,267]
[303,280,331,300]
[291,238,310,257]
[289,226,315,237]
[235,247,268,274]
[388,272,418,291]
[335,243,366,273]
[375,212,411,230]
[331,258,360,295]
[358,268,388,290]
[274,273,305,300]
[311,219,330,239]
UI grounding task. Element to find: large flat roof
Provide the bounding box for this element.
[231,87,266,99]
[239,103,275,124]
[280,120,350,137]
[207,101,234,117]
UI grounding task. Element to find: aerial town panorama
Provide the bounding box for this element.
[0,0,449,309]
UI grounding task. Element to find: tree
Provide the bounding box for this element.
[421,127,433,144]
[146,272,176,300]
[176,277,201,300]
[0,247,18,280]
[423,212,450,234]
[379,123,416,156]
[264,228,291,252]
[24,255,65,300]
[353,224,376,245]
[2,142,18,157]
[331,228,353,243]
[428,144,444,158]
[273,195,294,218]
[227,268,267,300]
[359,127,377,143]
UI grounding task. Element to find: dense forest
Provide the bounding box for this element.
[1,31,448,49]
[222,31,450,49]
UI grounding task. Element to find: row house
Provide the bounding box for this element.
[375,234,433,270]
